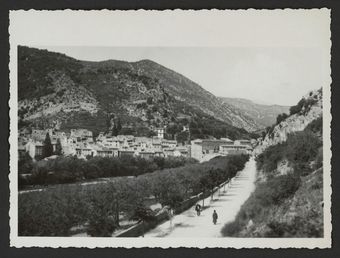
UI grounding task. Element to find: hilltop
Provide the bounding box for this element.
[18,46,261,139]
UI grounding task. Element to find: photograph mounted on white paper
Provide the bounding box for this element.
[9,9,332,248]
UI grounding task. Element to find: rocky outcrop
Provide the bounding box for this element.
[255,89,322,154]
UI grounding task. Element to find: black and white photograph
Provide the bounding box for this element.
[9,9,331,248]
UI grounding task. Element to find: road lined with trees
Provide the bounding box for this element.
[144,157,256,237]
[18,154,249,237]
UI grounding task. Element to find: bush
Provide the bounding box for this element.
[18,152,33,175]
[289,99,305,115]
[285,131,322,175]
[276,113,288,124]
[289,97,318,116]
[256,143,286,173]
[221,174,301,237]
[305,116,322,135]
[266,213,323,238]
[269,174,301,203]
[256,127,322,176]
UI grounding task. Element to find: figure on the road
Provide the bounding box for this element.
[195,204,202,216]
[212,210,218,225]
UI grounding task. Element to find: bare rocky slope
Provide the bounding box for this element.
[255,88,322,154]
[18,46,261,138]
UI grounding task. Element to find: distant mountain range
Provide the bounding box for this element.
[18,46,290,138]
[219,97,290,129]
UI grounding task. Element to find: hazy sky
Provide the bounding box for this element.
[11,10,331,106]
[37,46,328,106]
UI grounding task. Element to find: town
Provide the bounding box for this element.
[18,126,254,164]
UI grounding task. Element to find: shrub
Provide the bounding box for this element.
[256,128,322,176]
[289,97,318,116]
[290,99,305,115]
[305,116,322,135]
[285,131,322,175]
[269,174,301,203]
[266,214,323,238]
[256,143,286,173]
[221,174,301,237]
[18,152,33,175]
[276,113,288,125]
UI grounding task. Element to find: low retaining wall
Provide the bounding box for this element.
[116,209,169,237]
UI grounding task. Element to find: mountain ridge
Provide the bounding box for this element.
[18,46,279,138]
[219,97,290,129]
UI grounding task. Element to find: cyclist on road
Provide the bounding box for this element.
[195,204,202,216]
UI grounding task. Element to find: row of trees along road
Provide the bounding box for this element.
[18,154,249,237]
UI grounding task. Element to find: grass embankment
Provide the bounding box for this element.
[19,154,249,237]
[222,117,323,237]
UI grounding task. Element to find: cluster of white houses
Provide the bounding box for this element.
[18,127,253,162]
[190,138,253,161]
[19,128,189,160]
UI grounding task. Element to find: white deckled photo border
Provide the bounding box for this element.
[8,9,332,248]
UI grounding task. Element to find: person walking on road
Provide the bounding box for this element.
[212,210,218,225]
[195,204,202,216]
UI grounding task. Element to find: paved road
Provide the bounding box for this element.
[144,157,257,237]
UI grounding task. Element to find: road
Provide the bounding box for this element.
[144,157,257,237]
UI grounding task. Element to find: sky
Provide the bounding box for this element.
[37,46,328,106]
[10,9,331,106]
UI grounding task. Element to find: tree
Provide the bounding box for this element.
[276,113,288,125]
[198,174,213,207]
[42,133,53,158]
[87,190,117,237]
[152,173,185,209]
[18,152,33,175]
[116,118,122,132]
[176,131,189,145]
[289,99,305,115]
[130,203,156,237]
[54,138,62,155]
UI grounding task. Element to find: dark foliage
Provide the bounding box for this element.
[222,173,301,237]
[42,133,53,158]
[256,125,322,176]
[19,155,198,187]
[276,113,288,124]
[54,138,62,155]
[289,97,318,116]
